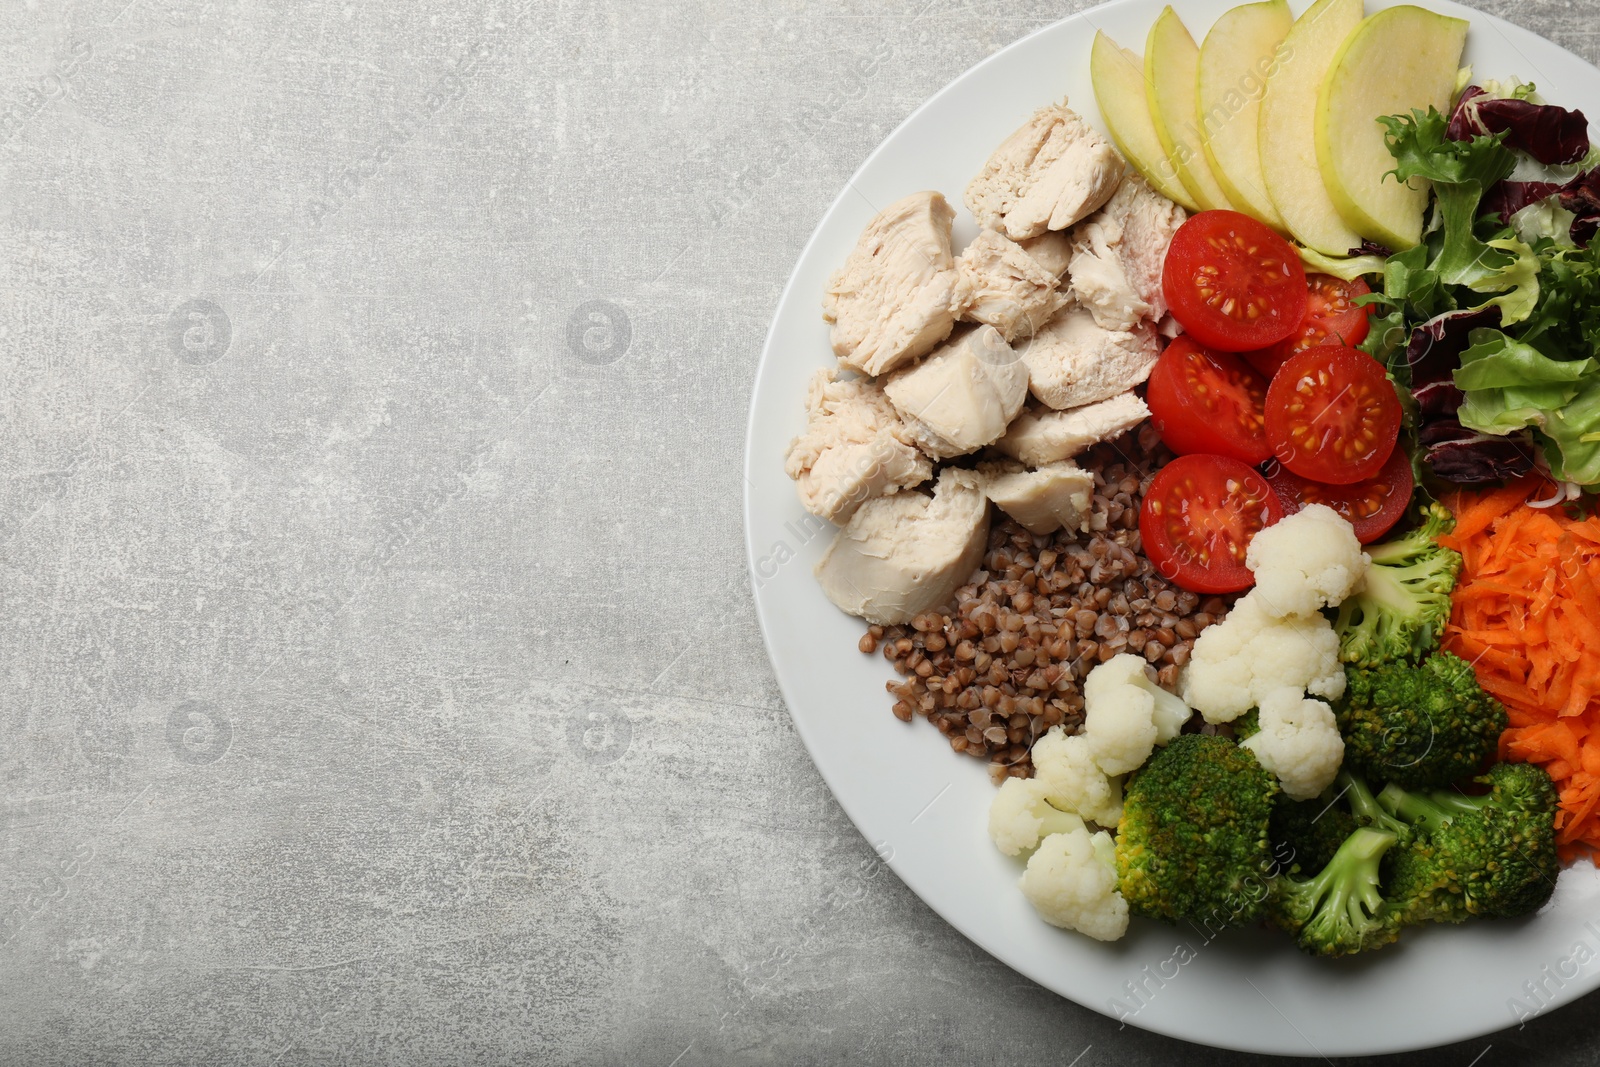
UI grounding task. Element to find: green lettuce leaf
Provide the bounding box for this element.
[1454,328,1596,433]
[1454,329,1594,389]
[1540,379,1600,484]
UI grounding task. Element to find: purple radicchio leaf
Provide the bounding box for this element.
[1417,420,1538,483]
[1481,179,1563,224]
[1558,169,1600,246]
[1445,86,1489,142]
[1448,85,1592,166]
[1347,240,1395,259]
[1406,305,1503,417]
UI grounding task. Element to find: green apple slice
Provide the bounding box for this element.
[1145,7,1233,212]
[1259,0,1365,255]
[1090,30,1199,211]
[1317,5,1469,249]
[1197,0,1293,229]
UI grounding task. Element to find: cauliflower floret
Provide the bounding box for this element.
[1081,653,1193,775]
[1240,687,1346,801]
[1031,725,1123,827]
[988,778,1088,857]
[1179,593,1346,723]
[1018,825,1129,940]
[1246,504,1370,618]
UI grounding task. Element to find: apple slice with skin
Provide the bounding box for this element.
[1317,5,1469,250]
[1090,30,1198,211]
[1198,0,1293,229]
[1259,0,1365,256]
[1145,7,1233,212]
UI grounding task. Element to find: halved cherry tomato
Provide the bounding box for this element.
[1264,344,1402,485]
[1139,454,1285,594]
[1146,335,1272,465]
[1245,274,1374,377]
[1263,447,1414,544]
[1161,210,1307,352]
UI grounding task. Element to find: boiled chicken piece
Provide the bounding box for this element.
[1068,176,1187,331]
[953,229,1068,342]
[1018,305,1161,411]
[784,370,933,525]
[883,325,1029,459]
[815,468,990,625]
[1018,231,1074,278]
[965,102,1125,241]
[978,460,1095,536]
[823,191,961,377]
[996,393,1152,467]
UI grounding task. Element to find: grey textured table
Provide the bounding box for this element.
[2,0,1598,1063]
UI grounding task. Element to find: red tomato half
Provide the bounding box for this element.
[1264,447,1414,544]
[1162,210,1308,352]
[1139,454,1285,594]
[1245,274,1375,378]
[1146,335,1272,464]
[1264,345,1403,485]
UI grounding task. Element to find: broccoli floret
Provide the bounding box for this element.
[1336,653,1508,789]
[1385,835,1465,926]
[1271,791,1361,876]
[1379,762,1560,923]
[1269,827,1402,957]
[1334,503,1462,669]
[1115,735,1279,931]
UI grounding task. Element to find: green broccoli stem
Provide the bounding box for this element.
[1378,782,1454,832]
[1365,528,1429,567]
[1379,782,1491,829]
[1280,828,1398,946]
[1366,506,1455,566]
[1340,771,1413,838]
[1352,564,1421,618]
[1328,828,1396,928]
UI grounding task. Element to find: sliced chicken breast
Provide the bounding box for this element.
[978,460,1096,536]
[965,102,1126,241]
[823,191,961,377]
[1018,231,1075,278]
[1017,305,1161,411]
[784,370,933,524]
[816,468,990,625]
[1068,176,1187,331]
[953,229,1068,342]
[996,393,1152,467]
[883,325,1029,459]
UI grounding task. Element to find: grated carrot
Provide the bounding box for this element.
[1442,476,1600,862]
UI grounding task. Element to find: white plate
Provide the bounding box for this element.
[744,0,1600,1055]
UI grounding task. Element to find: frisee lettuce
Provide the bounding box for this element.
[1380,109,1540,322]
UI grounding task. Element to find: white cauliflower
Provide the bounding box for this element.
[1245,504,1369,618]
[1081,653,1192,775]
[1179,593,1346,723]
[1031,725,1124,827]
[987,778,1089,856]
[1018,824,1129,941]
[1240,687,1346,801]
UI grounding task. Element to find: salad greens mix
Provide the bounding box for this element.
[1361,80,1600,488]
